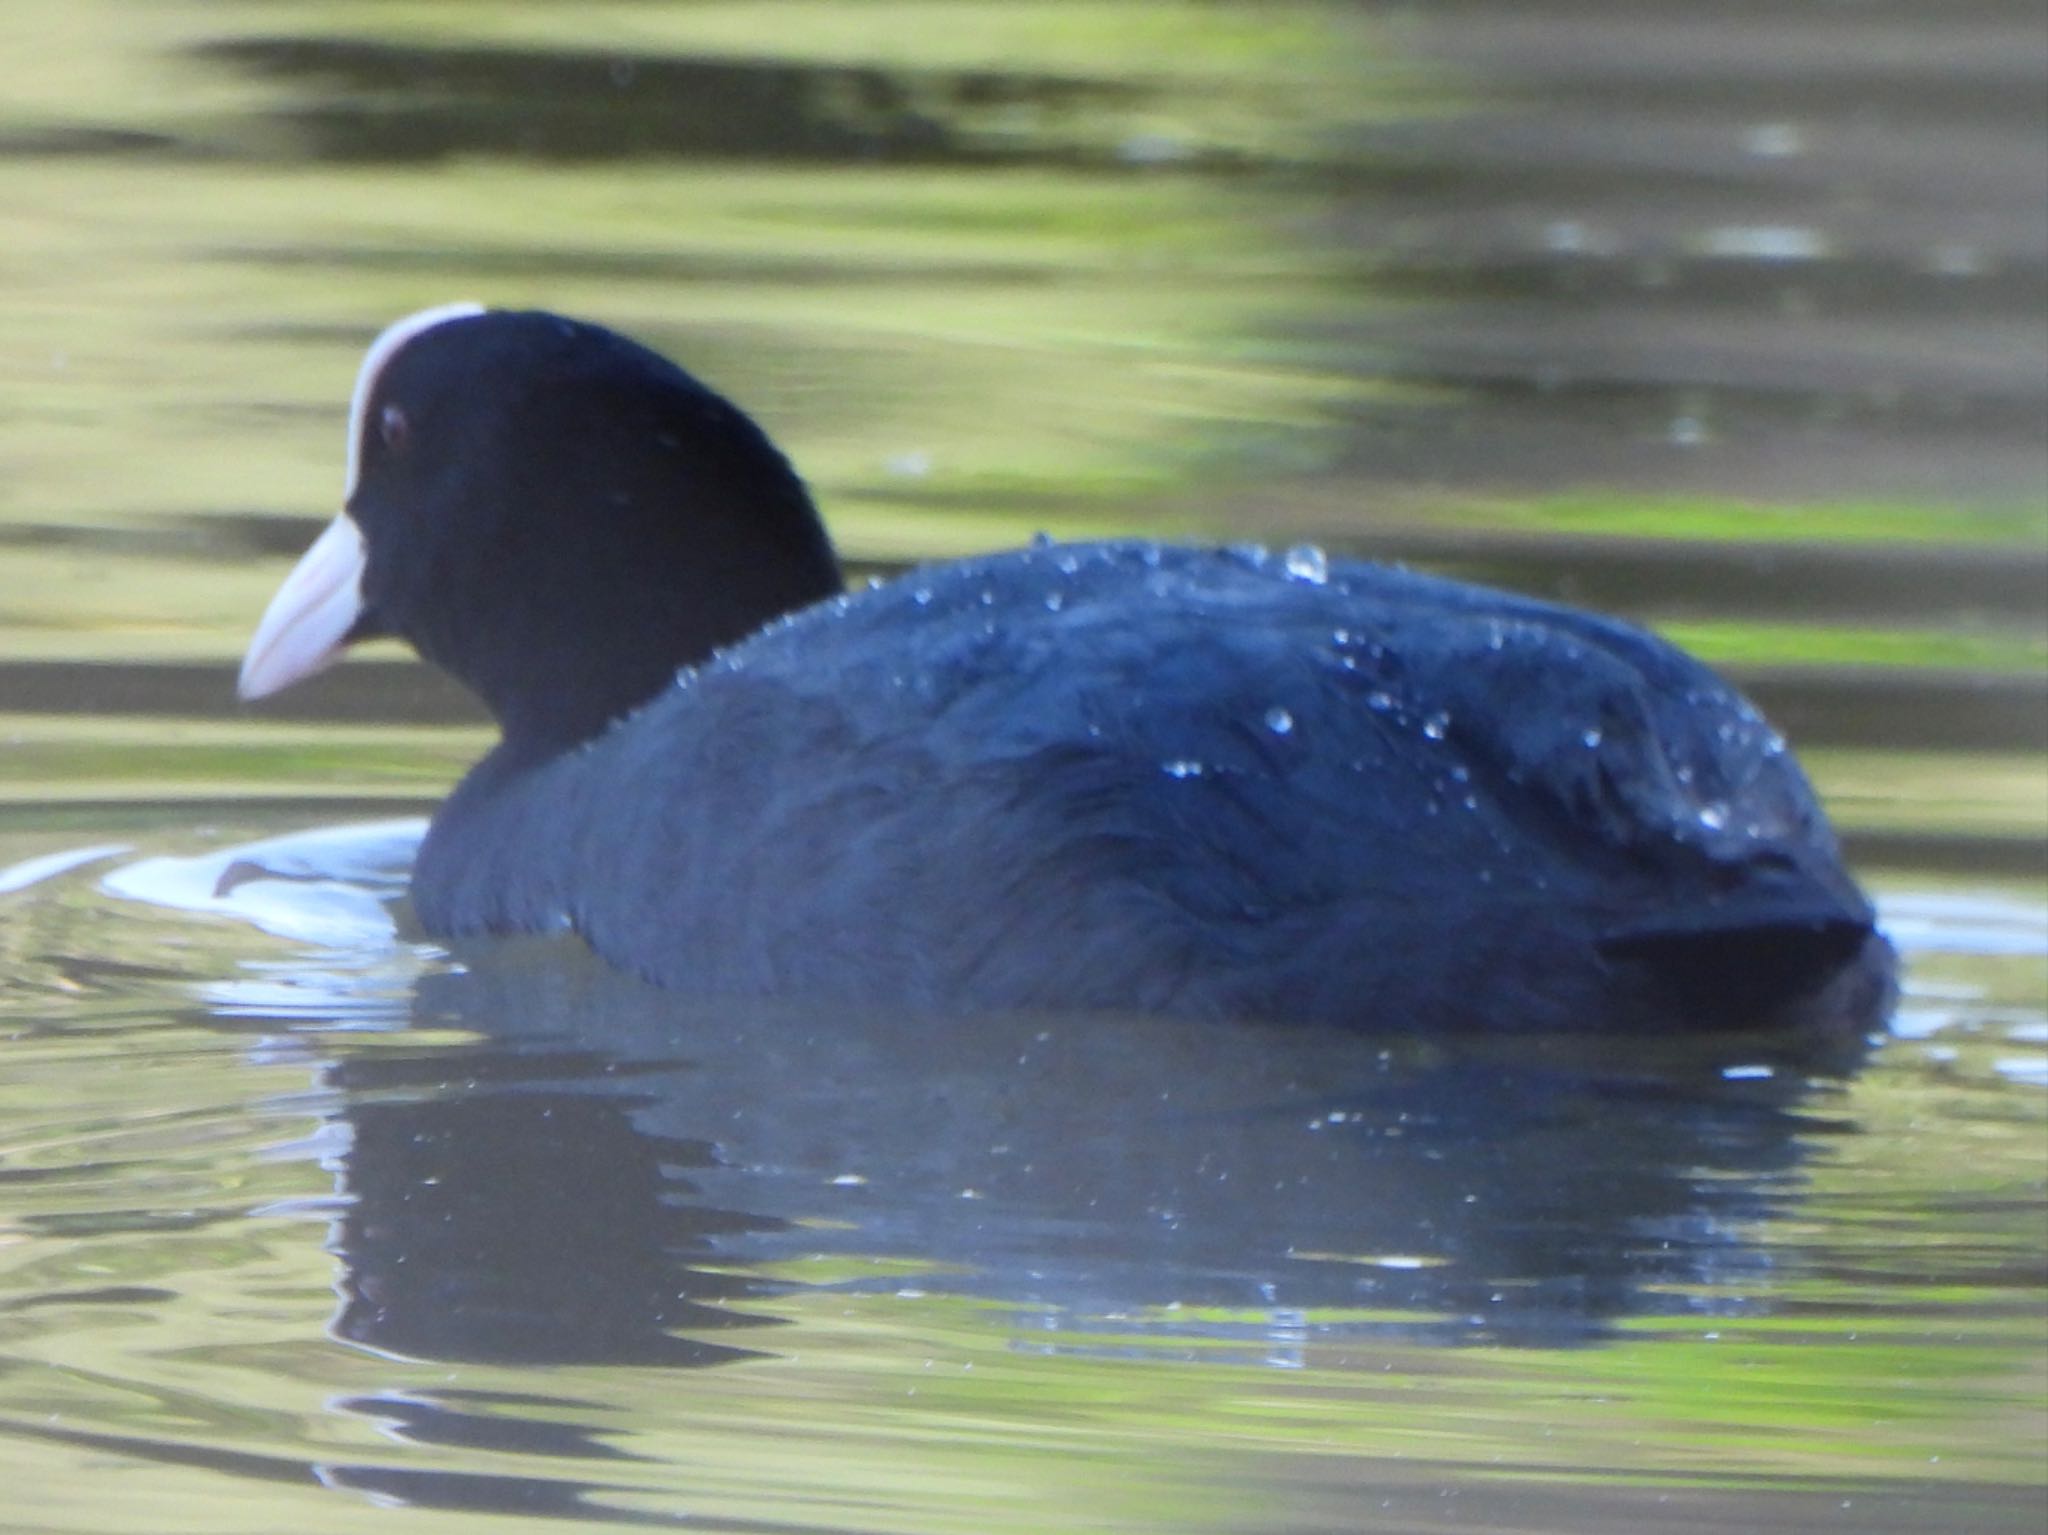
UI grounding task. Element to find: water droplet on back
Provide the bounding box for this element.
[1283,544,1329,585]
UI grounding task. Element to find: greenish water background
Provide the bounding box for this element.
[0,2,2042,1532]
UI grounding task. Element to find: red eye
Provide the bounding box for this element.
[380,403,411,453]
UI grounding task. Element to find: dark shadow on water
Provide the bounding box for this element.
[195,36,1148,168]
[313,937,1879,1401]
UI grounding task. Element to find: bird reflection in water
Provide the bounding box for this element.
[318,939,1873,1378]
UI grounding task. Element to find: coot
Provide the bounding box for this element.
[240,305,1890,1031]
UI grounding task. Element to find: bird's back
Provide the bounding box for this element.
[416,543,1878,1030]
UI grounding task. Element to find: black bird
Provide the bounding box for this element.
[240,305,1891,1032]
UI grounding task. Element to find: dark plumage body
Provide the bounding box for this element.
[243,308,1890,1033]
